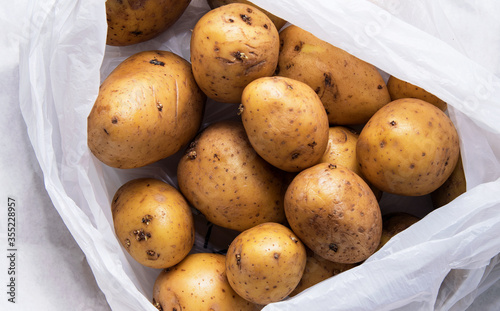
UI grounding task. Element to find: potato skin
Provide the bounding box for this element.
[387,75,448,111]
[225,222,307,305]
[106,0,191,46]
[111,178,194,269]
[190,3,280,103]
[284,163,382,264]
[377,212,420,251]
[207,0,287,30]
[277,25,391,125]
[87,50,206,169]
[289,248,357,297]
[177,120,287,232]
[356,98,460,196]
[431,154,466,208]
[153,253,258,311]
[241,76,329,172]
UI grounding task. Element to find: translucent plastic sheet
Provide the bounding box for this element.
[18,0,500,310]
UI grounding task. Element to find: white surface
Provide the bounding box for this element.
[1,0,500,310]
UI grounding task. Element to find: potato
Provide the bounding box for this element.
[207,0,287,30]
[240,76,329,172]
[106,0,191,46]
[276,25,391,125]
[387,75,448,111]
[284,163,382,264]
[190,3,280,103]
[153,253,258,311]
[377,212,420,251]
[111,178,194,269]
[289,248,357,297]
[431,154,466,208]
[225,222,307,305]
[357,98,460,196]
[87,50,206,169]
[320,126,383,200]
[177,120,287,232]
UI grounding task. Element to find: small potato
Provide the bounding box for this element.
[320,126,383,201]
[106,0,191,46]
[289,248,357,297]
[190,3,280,103]
[207,0,287,30]
[153,253,258,311]
[357,98,460,196]
[226,222,307,305]
[284,163,382,264]
[240,76,329,172]
[431,154,466,208]
[276,25,391,125]
[111,178,194,269]
[177,120,287,232]
[377,212,420,251]
[387,75,448,111]
[87,50,206,169]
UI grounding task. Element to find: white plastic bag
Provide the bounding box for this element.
[18,0,500,310]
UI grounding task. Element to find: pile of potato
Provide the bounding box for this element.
[88,1,466,310]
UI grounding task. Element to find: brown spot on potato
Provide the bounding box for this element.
[240,14,252,25]
[377,85,383,89]
[150,59,165,66]
[111,117,118,124]
[128,0,147,10]
[390,120,397,126]
[142,214,153,225]
[103,128,109,135]
[329,243,338,252]
[130,30,143,36]
[133,229,151,241]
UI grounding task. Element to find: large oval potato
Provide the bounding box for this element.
[276,25,391,125]
[111,178,195,269]
[191,3,280,103]
[87,50,206,169]
[387,75,448,111]
[153,253,258,311]
[240,76,329,172]
[177,120,287,232]
[226,222,307,305]
[207,0,287,30]
[106,0,191,46]
[284,163,382,264]
[357,98,460,196]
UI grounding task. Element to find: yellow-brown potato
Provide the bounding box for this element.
[284,163,382,264]
[225,222,307,305]
[87,50,206,169]
[153,253,258,311]
[387,75,448,111]
[111,178,194,269]
[431,154,466,208]
[276,25,391,125]
[177,120,287,232]
[207,0,287,30]
[319,126,383,201]
[377,212,420,251]
[106,0,191,46]
[190,3,280,103]
[289,248,357,297]
[240,76,329,172]
[357,98,460,196]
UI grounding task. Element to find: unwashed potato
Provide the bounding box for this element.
[177,120,287,232]
[226,222,307,305]
[240,76,329,172]
[153,253,258,311]
[276,25,391,125]
[357,98,460,196]
[106,0,191,46]
[289,248,357,297]
[190,3,280,103]
[111,178,194,269]
[87,50,206,169]
[387,75,448,111]
[207,0,287,30]
[319,126,383,201]
[284,163,382,264]
[431,154,466,208]
[377,212,420,251]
